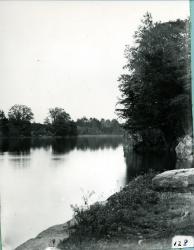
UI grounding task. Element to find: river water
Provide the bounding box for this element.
[0,136,177,250]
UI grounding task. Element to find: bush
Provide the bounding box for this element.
[68,172,159,241]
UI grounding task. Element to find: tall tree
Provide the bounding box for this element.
[47,107,70,124]
[8,104,34,122]
[8,104,34,136]
[46,107,77,136]
[117,13,191,150]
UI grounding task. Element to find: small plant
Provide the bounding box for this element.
[67,173,161,240]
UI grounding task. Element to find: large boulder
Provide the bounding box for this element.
[175,135,193,161]
[152,168,194,191]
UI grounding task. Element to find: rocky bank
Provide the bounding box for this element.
[15,168,194,250]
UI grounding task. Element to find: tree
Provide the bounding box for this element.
[46,107,77,136]
[117,13,191,151]
[8,104,34,136]
[8,104,34,122]
[47,107,71,124]
[0,110,6,120]
[0,110,9,137]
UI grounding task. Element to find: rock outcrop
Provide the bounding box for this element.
[175,135,193,161]
[152,168,194,191]
[15,223,69,250]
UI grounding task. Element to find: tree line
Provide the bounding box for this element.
[77,117,123,135]
[0,105,123,137]
[117,14,192,152]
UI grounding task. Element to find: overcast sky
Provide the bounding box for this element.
[0,1,190,123]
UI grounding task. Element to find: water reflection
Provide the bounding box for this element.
[0,137,182,176]
[75,136,123,151]
[9,157,31,168]
[0,137,184,177]
[124,148,177,182]
[0,136,123,156]
[51,138,77,155]
[0,138,31,155]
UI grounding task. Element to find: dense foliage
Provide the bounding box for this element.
[117,14,191,150]
[0,105,122,137]
[0,110,9,137]
[76,117,123,135]
[44,107,77,136]
[4,105,34,137]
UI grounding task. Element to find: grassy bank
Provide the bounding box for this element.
[58,172,194,250]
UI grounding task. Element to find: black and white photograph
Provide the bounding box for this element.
[0,1,193,250]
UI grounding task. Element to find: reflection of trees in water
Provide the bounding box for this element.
[0,138,9,153]
[30,138,52,150]
[0,136,123,155]
[124,148,177,184]
[9,157,31,168]
[76,136,123,151]
[52,137,77,154]
[0,138,31,155]
[51,136,122,153]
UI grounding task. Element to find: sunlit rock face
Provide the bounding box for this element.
[152,168,194,191]
[175,135,193,161]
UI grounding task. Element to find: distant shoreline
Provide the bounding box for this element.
[0,134,123,139]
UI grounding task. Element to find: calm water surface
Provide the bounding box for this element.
[0,136,176,250]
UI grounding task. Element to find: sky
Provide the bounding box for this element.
[0,0,190,123]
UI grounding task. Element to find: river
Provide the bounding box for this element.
[0,136,177,250]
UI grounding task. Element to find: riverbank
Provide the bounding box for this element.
[15,223,70,250]
[15,170,194,250]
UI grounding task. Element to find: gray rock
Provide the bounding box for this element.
[175,135,193,161]
[152,168,194,191]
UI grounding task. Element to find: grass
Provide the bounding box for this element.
[58,172,193,250]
